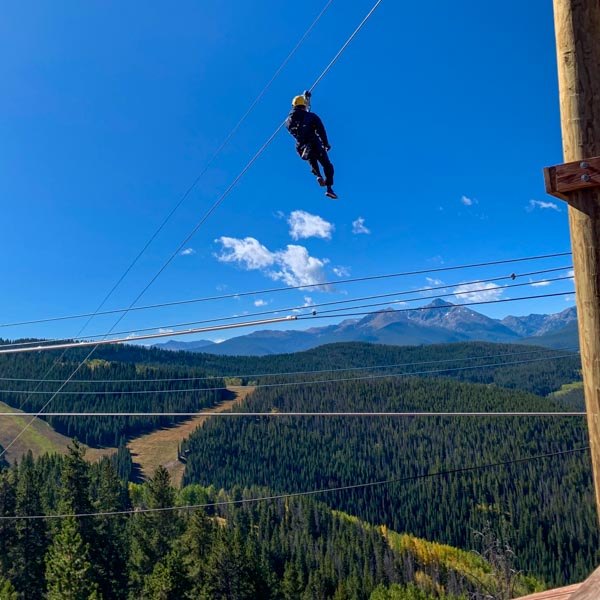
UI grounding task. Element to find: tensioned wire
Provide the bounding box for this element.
[0,446,588,521]
[0,352,579,397]
[299,291,576,323]
[0,291,576,355]
[0,412,585,417]
[0,266,573,349]
[0,346,578,385]
[0,269,574,350]
[0,0,386,461]
[0,0,335,423]
[0,252,573,330]
[313,275,573,317]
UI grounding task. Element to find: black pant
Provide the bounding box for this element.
[299,144,334,187]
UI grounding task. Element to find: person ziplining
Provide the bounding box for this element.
[285,91,338,199]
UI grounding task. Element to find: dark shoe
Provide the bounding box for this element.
[325,188,338,200]
[316,176,326,187]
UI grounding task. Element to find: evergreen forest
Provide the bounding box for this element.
[0,443,545,599]
[0,340,595,596]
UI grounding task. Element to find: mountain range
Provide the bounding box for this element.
[153,300,578,356]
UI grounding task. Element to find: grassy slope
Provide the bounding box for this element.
[127,386,254,486]
[0,401,113,464]
[0,387,253,480]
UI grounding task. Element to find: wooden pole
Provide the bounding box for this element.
[552,0,600,520]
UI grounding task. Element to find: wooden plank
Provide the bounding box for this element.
[515,567,600,600]
[512,584,580,599]
[544,156,600,199]
[570,566,600,599]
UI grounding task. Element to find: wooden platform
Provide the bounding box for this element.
[514,567,600,600]
[515,584,581,600]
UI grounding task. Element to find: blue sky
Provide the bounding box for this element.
[0,0,575,345]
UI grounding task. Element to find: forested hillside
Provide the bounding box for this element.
[0,344,226,447]
[0,340,579,448]
[182,376,596,586]
[0,444,543,599]
[0,340,591,588]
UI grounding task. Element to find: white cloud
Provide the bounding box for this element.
[565,295,575,303]
[352,217,371,235]
[216,237,275,270]
[333,266,350,278]
[568,269,574,278]
[527,199,561,212]
[529,279,551,287]
[453,282,503,303]
[426,277,444,286]
[273,245,329,287]
[461,195,477,206]
[158,328,174,334]
[180,248,196,256]
[288,210,334,241]
[254,299,268,307]
[215,236,329,289]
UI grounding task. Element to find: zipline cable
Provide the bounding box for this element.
[2,0,336,423]
[0,446,587,521]
[0,316,298,355]
[300,291,576,323]
[0,346,577,385]
[0,254,573,330]
[1,267,573,350]
[316,276,573,317]
[0,412,585,417]
[26,0,337,340]
[0,0,386,460]
[0,291,575,355]
[0,353,579,396]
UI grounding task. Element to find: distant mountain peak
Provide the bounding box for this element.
[425,298,455,308]
[152,303,579,356]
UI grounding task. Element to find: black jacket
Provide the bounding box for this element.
[285,107,330,149]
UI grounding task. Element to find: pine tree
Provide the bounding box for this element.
[302,570,329,600]
[129,466,182,596]
[45,516,100,600]
[282,561,304,599]
[181,508,214,594]
[60,441,94,543]
[92,458,129,600]
[0,470,16,581]
[110,444,133,483]
[140,549,190,600]
[201,527,256,600]
[12,452,48,599]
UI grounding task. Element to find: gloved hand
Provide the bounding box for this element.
[325,144,331,152]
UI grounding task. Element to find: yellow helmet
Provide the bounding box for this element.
[292,95,307,107]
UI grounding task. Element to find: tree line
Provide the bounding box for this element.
[0,340,581,448]
[0,348,226,447]
[0,443,542,599]
[181,375,597,585]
